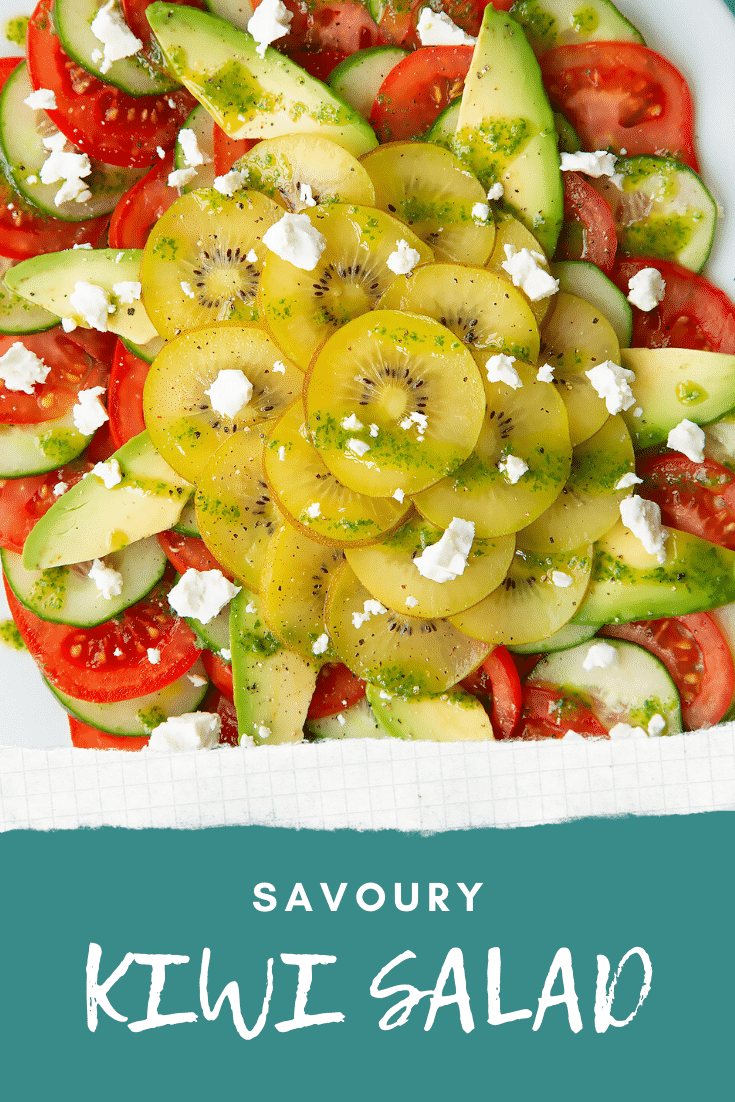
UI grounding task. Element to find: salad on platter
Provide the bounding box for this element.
[2,0,735,752]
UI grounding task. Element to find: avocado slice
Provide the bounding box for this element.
[230,590,317,745]
[452,6,563,254]
[23,430,193,570]
[146,3,378,157]
[621,347,735,448]
[366,683,495,741]
[574,520,735,625]
[306,695,384,739]
[4,249,157,345]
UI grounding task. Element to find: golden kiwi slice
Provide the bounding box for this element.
[519,415,636,552]
[486,210,553,326]
[259,522,344,662]
[194,430,283,592]
[450,543,593,646]
[264,400,410,547]
[413,361,571,537]
[378,262,540,364]
[258,203,433,369]
[141,188,282,340]
[345,511,515,619]
[539,291,620,446]
[143,325,303,483]
[305,310,486,498]
[361,141,496,265]
[325,561,491,694]
[233,134,376,211]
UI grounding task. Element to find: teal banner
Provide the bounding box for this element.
[1,813,732,1099]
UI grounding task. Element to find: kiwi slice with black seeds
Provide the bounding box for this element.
[234,133,376,211]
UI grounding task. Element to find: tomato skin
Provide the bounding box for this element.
[68,715,150,750]
[202,686,240,745]
[5,572,201,703]
[461,645,522,739]
[377,0,500,48]
[108,341,149,448]
[555,170,617,273]
[0,329,108,425]
[0,459,89,553]
[636,452,735,551]
[307,662,366,720]
[121,0,208,54]
[26,0,196,167]
[519,684,608,740]
[611,256,735,354]
[370,46,474,142]
[601,614,734,731]
[157,530,232,579]
[202,648,234,701]
[108,151,177,249]
[212,128,256,175]
[541,42,698,172]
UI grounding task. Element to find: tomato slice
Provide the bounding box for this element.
[370,46,474,142]
[268,0,377,62]
[519,684,609,740]
[636,452,735,551]
[541,42,698,171]
[377,0,502,48]
[26,0,196,167]
[108,341,149,448]
[68,715,150,750]
[0,459,90,553]
[0,329,108,425]
[202,648,234,701]
[213,128,256,175]
[108,151,177,249]
[121,0,208,55]
[157,530,232,578]
[461,645,522,739]
[610,256,735,354]
[307,662,366,720]
[601,614,734,730]
[202,685,239,746]
[5,571,201,702]
[555,170,617,273]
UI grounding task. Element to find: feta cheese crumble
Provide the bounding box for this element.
[53,481,68,497]
[178,128,211,169]
[393,488,405,503]
[352,599,388,630]
[167,568,241,625]
[585,360,636,414]
[417,6,476,45]
[147,711,221,751]
[501,244,559,301]
[498,454,528,484]
[168,167,198,189]
[347,437,370,456]
[299,182,316,207]
[262,212,326,271]
[551,571,573,588]
[72,386,108,435]
[311,633,330,656]
[247,0,293,57]
[180,281,195,299]
[487,182,504,201]
[112,281,141,304]
[147,648,161,665]
[399,411,428,438]
[205,368,254,418]
[342,413,363,431]
[648,714,666,737]
[246,249,258,263]
[615,471,643,490]
[413,517,474,583]
[272,360,286,374]
[90,0,143,74]
[88,558,123,600]
[39,131,92,206]
[257,725,271,739]
[188,672,207,687]
[405,595,419,609]
[471,202,490,222]
[0,342,50,393]
[536,362,555,383]
[582,641,618,671]
[486,352,522,389]
[68,281,114,331]
[213,169,248,197]
[24,87,57,111]
[627,267,666,312]
[667,418,706,463]
[306,502,321,518]
[386,239,422,275]
[609,722,648,740]
[560,149,620,178]
[92,457,122,488]
[619,495,669,564]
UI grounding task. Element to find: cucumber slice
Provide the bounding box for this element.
[186,604,230,653]
[305,696,383,740]
[366,683,496,742]
[0,404,89,477]
[4,248,158,346]
[527,639,681,734]
[508,620,598,654]
[174,103,217,193]
[453,6,563,255]
[0,63,145,221]
[46,656,209,736]
[422,98,460,147]
[552,260,632,347]
[54,0,178,96]
[147,3,378,157]
[23,430,193,570]
[2,535,167,626]
[120,333,165,364]
[620,348,735,449]
[596,156,717,273]
[0,257,57,335]
[204,0,254,32]
[509,0,644,55]
[328,45,408,119]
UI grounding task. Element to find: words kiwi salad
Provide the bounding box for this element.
[2,0,735,750]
